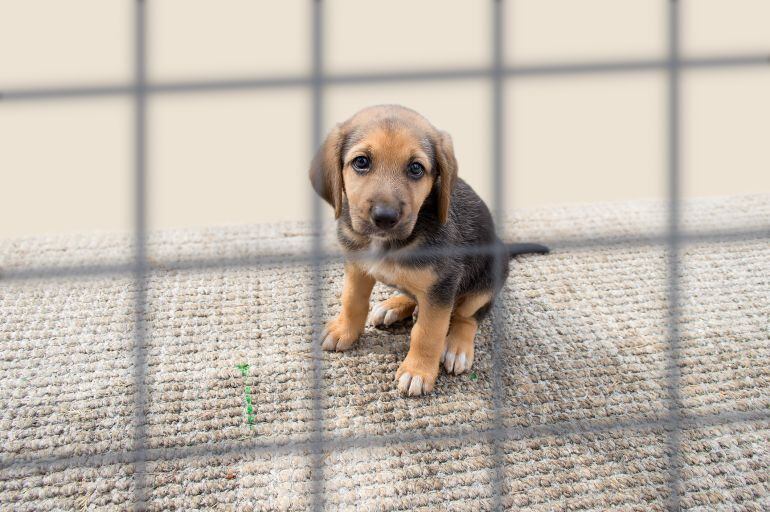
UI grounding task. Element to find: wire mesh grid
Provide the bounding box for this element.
[1,0,769,510]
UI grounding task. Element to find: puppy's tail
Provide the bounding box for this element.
[505,242,550,258]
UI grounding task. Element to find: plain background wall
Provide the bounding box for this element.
[1,0,768,239]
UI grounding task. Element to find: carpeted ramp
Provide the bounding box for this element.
[1,195,768,511]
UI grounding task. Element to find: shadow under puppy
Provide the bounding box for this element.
[310,105,547,396]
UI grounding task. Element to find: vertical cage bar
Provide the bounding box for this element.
[489,0,507,508]
[309,1,326,510]
[665,0,683,509]
[132,0,149,509]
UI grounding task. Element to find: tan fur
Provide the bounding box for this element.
[325,256,449,394]
[454,292,493,318]
[444,316,478,374]
[309,125,345,218]
[308,105,458,231]
[442,293,492,375]
[433,131,458,223]
[339,221,367,247]
[355,259,436,298]
[370,294,417,326]
[321,263,375,351]
[342,126,435,237]
[395,300,453,396]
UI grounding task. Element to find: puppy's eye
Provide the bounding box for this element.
[407,162,425,179]
[352,156,370,172]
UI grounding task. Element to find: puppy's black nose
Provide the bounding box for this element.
[371,205,400,230]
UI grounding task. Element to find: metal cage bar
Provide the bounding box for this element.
[3,227,769,283]
[665,0,683,507]
[310,1,327,510]
[488,0,508,507]
[2,408,768,475]
[2,55,769,103]
[131,0,149,508]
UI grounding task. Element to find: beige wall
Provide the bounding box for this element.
[1,0,768,239]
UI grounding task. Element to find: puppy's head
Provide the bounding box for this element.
[309,105,457,240]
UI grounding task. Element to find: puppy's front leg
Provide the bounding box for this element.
[395,298,452,396]
[321,262,375,351]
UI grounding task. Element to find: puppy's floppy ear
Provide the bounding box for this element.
[434,130,458,224]
[309,124,346,219]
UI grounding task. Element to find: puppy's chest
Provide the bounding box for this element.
[355,250,435,297]
[359,259,401,287]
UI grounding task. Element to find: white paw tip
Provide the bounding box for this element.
[398,373,411,392]
[455,353,467,374]
[408,375,423,396]
[370,306,386,326]
[321,334,336,351]
[444,352,456,373]
[383,309,399,326]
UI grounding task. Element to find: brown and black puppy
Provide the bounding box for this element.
[310,105,547,396]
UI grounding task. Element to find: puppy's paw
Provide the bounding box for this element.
[395,355,439,396]
[321,316,362,352]
[369,294,417,327]
[441,334,474,375]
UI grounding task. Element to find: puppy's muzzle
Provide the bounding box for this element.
[370,204,401,230]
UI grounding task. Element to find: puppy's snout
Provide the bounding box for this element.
[370,204,401,230]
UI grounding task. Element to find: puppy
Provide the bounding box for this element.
[310,105,548,396]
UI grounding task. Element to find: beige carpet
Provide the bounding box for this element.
[1,194,768,511]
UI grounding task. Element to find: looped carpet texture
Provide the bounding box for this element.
[0,194,768,511]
